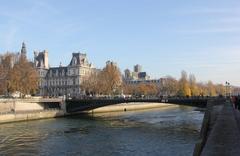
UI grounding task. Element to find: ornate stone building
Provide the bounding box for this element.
[34,52,95,97]
[34,50,49,96]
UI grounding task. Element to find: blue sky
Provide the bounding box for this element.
[0,0,240,85]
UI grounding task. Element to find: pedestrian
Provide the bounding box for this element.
[237,96,240,110]
[232,96,237,109]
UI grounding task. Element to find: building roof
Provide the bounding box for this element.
[69,53,89,66]
[46,66,68,78]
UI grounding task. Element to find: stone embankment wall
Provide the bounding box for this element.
[0,99,45,113]
[14,101,44,112]
[0,99,64,124]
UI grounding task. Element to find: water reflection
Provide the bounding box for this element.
[0,105,204,156]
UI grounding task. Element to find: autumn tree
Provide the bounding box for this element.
[197,83,208,96]
[189,74,200,96]
[178,70,191,96]
[160,76,178,96]
[100,61,122,95]
[0,53,15,95]
[123,82,158,97]
[207,81,217,96]
[7,56,39,97]
[215,84,225,96]
[0,64,4,94]
[81,61,122,96]
[147,83,158,96]
[122,82,135,95]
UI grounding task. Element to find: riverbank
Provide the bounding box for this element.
[84,102,175,114]
[0,102,176,124]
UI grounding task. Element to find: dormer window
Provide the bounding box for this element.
[73,57,77,65]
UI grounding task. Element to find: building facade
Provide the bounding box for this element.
[34,52,95,97]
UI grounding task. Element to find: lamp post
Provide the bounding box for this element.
[229,82,231,97]
[225,81,230,98]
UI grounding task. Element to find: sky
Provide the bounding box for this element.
[0,0,240,85]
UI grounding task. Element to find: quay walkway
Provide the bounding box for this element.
[195,100,240,156]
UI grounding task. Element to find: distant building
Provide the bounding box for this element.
[124,64,150,81]
[34,52,96,97]
[123,64,165,94]
[20,42,27,59]
[134,64,142,73]
[124,69,132,80]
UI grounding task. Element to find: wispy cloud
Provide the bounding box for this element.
[0,0,59,26]
[215,17,240,24]
[176,7,240,15]
[178,27,240,34]
[3,26,18,50]
[174,6,240,34]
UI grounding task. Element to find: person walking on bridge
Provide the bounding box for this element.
[235,96,240,110]
[232,96,237,109]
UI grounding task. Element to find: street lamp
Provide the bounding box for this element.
[225,81,230,98]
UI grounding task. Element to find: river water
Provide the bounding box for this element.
[0,105,204,156]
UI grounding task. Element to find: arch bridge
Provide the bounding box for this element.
[65,98,208,113]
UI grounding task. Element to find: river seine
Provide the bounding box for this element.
[0,105,204,156]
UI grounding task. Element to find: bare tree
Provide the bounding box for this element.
[81,72,100,95]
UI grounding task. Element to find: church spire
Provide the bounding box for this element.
[21,42,27,58]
